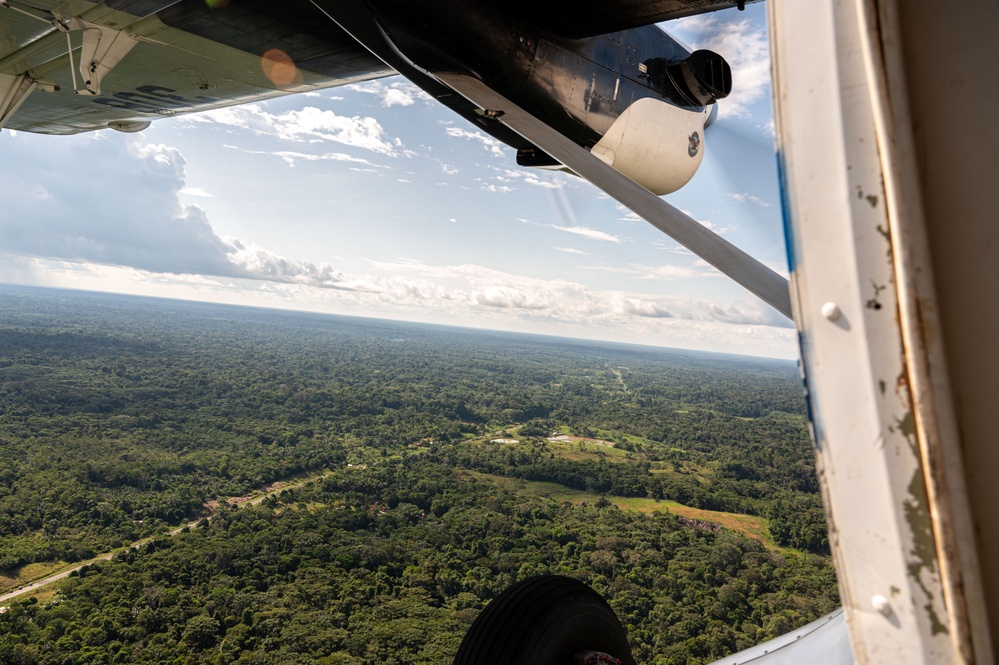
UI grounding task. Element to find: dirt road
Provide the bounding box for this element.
[0,470,331,606]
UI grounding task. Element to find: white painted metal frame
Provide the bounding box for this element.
[770,0,992,662]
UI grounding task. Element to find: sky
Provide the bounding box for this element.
[0,5,796,358]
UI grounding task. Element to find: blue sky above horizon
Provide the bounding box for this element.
[0,5,797,358]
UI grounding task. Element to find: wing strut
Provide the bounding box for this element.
[436,72,792,320]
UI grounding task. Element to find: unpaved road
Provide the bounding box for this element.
[0,470,330,606]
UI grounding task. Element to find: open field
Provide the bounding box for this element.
[461,470,782,550]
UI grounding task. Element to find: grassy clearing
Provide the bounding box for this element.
[0,561,72,592]
[15,585,59,605]
[462,471,782,551]
[547,438,632,462]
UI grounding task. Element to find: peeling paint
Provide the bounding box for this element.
[879,379,887,395]
[866,194,879,208]
[898,408,950,636]
[898,410,916,438]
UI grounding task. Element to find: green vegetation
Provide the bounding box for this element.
[0,286,836,664]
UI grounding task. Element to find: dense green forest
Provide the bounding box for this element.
[0,286,835,664]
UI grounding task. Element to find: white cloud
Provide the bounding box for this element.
[670,14,770,118]
[555,247,588,255]
[190,104,404,155]
[698,219,734,234]
[551,225,621,243]
[221,145,379,168]
[616,206,644,223]
[180,187,213,198]
[274,107,399,154]
[680,209,735,235]
[350,79,431,107]
[612,295,674,318]
[382,88,415,107]
[0,135,350,289]
[757,119,775,136]
[522,175,561,188]
[223,237,346,287]
[471,285,549,310]
[436,160,459,175]
[503,168,563,189]
[729,192,771,207]
[359,259,789,332]
[271,150,378,168]
[709,295,794,328]
[587,262,714,280]
[444,127,506,157]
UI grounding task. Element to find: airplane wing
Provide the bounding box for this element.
[0,0,393,135]
[1,0,756,136]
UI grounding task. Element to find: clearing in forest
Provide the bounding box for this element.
[462,470,781,551]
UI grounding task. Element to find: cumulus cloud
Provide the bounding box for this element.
[472,285,548,310]
[670,14,770,118]
[612,295,674,318]
[6,255,795,356]
[190,104,405,155]
[0,135,347,288]
[350,79,431,107]
[223,237,345,286]
[362,258,789,332]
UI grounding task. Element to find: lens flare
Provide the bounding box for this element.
[261,49,301,89]
[204,0,230,8]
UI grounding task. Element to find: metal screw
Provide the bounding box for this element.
[822,302,841,321]
[872,594,892,617]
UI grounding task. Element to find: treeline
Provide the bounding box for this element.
[0,459,838,665]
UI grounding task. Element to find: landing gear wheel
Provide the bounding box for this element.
[453,575,636,665]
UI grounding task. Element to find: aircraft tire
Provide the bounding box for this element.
[453,575,636,665]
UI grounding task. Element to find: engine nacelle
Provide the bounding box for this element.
[670,50,732,106]
[589,98,711,195]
